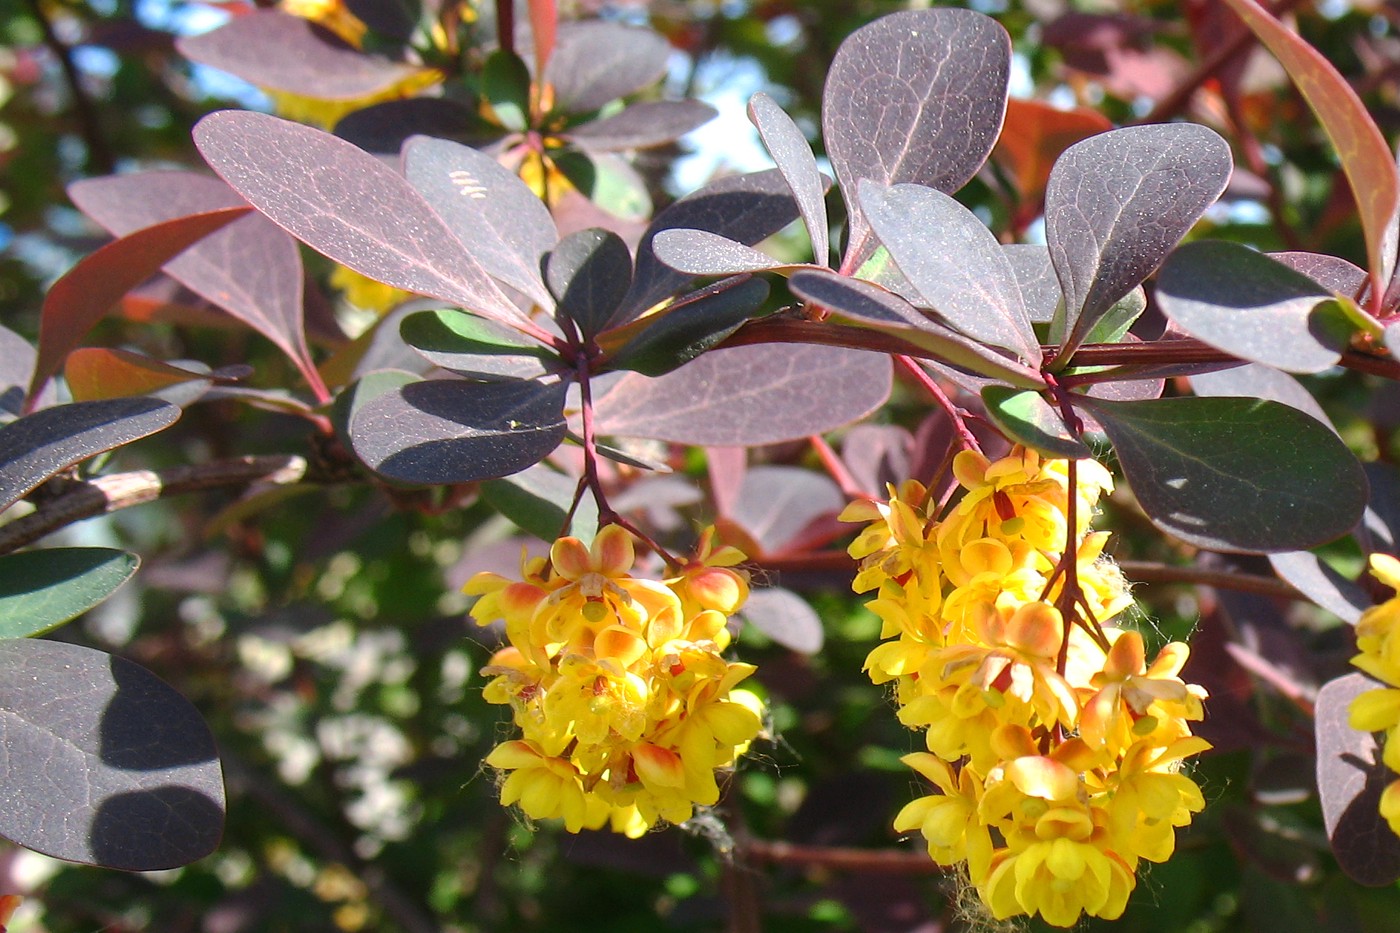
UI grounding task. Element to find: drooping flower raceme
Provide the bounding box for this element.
[1347,554,1400,837]
[842,447,1210,927]
[466,526,764,838]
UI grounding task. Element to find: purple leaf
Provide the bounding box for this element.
[1271,250,1368,299]
[402,136,557,309]
[1316,672,1400,886]
[69,172,316,389]
[0,639,224,870]
[193,112,530,329]
[546,21,672,113]
[569,100,717,151]
[740,587,824,654]
[651,229,787,275]
[840,425,914,497]
[823,9,1010,264]
[1268,551,1368,623]
[1158,241,1346,374]
[615,169,803,325]
[591,344,890,446]
[859,182,1039,364]
[333,98,499,155]
[748,92,828,262]
[350,378,567,484]
[177,10,423,98]
[1004,244,1061,324]
[546,229,633,338]
[0,398,180,513]
[789,268,1044,389]
[1045,124,1231,355]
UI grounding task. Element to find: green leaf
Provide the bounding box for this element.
[0,548,139,638]
[483,49,532,132]
[481,463,598,545]
[399,309,559,380]
[607,277,769,377]
[981,386,1090,458]
[1081,287,1145,346]
[1080,395,1367,553]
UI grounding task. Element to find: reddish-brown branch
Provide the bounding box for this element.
[742,838,941,874]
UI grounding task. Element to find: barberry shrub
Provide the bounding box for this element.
[5,0,1400,928]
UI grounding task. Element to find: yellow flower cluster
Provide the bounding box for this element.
[465,526,764,838]
[841,447,1210,928]
[1347,554,1400,836]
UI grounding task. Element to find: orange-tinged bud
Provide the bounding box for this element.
[592,524,636,576]
[633,743,687,789]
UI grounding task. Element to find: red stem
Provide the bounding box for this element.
[896,356,981,452]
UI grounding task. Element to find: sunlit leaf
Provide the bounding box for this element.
[402,136,557,309]
[0,398,180,513]
[740,587,824,655]
[0,638,224,870]
[570,101,717,152]
[858,182,1040,364]
[650,229,788,276]
[788,269,1045,389]
[749,92,828,263]
[1190,362,1336,434]
[1158,241,1348,374]
[350,378,567,484]
[617,170,802,325]
[592,344,891,446]
[1045,124,1231,357]
[824,8,1010,264]
[193,112,529,329]
[1080,395,1366,553]
[0,548,139,639]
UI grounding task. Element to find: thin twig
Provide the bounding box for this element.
[743,838,940,874]
[1116,559,1306,601]
[0,455,312,554]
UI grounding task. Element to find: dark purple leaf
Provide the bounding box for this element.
[176,11,422,98]
[0,398,180,513]
[333,98,499,155]
[1268,551,1368,623]
[192,112,529,329]
[343,0,415,42]
[748,92,828,263]
[1159,241,1348,374]
[1081,395,1367,553]
[740,586,824,654]
[546,229,633,338]
[545,21,672,114]
[1045,124,1232,355]
[607,276,769,377]
[790,268,1044,389]
[350,378,567,484]
[1190,362,1336,434]
[0,638,224,870]
[860,181,1039,364]
[650,229,787,275]
[1360,462,1400,554]
[68,172,315,386]
[615,169,803,325]
[1005,244,1061,324]
[1316,672,1400,886]
[731,466,843,555]
[481,463,596,545]
[823,9,1010,264]
[591,344,891,446]
[569,100,717,151]
[403,136,556,309]
[32,208,250,400]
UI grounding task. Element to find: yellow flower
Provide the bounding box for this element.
[895,752,994,880]
[486,740,605,833]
